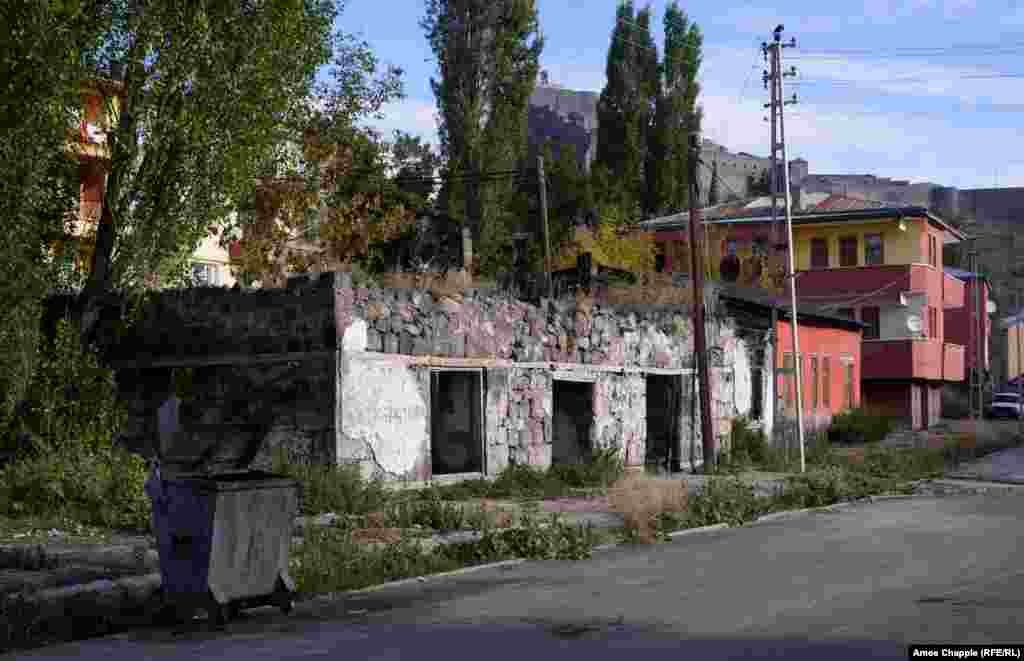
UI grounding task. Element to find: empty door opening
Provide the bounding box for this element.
[646,374,682,472]
[552,380,594,464]
[431,371,483,475]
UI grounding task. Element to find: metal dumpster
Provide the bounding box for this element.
[147,394,299,625]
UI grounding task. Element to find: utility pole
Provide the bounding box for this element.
[1011,290,1019,435]
[975,251,985,416]
[763,41,779,242]
[688,133,716,473]
[768,24,806,473]
[969,245,980,419]
[537,155,553,299]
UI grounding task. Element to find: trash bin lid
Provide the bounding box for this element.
[157,396,274,476]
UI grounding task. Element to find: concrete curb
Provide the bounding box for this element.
[667,523,729,538]
[1,572,162,650]
[942,475,1024,486]
[299,559,528,604]
[0,543,158,573]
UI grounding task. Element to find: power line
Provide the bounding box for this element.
[791,40,1024,57]
[791,73,1024,85]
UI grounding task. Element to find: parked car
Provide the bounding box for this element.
[986,392,1024,419]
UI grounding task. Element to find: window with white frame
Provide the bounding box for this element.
[191,262,222,286]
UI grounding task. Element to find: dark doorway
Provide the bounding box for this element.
[920,383,929,430]
[431,371,483,475]
[646,374,682,472]
[552,380,594,464]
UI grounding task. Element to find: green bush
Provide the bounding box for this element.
[547,447,625,489]
[0,317,150,532]
[292,527,464,594]
[827,408,897,445]
[2,318,125,455]
[685,478,771,527]
[292,511,599,596]
[271,449,390,516]
[0,437,150,532]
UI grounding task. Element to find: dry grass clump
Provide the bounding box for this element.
[476,500,517,529]
[350,527,402,545]
[608,474,689,544]
[377,270,472,300]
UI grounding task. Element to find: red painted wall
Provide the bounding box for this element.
[944,278,990,374]
[776,319,862,427]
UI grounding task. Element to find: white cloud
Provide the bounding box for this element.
[365,98,439,145]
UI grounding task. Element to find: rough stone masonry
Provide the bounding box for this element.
[334,272,768,483]
[79,270,770,483]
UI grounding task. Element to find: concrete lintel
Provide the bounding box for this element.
[345,351,698,376]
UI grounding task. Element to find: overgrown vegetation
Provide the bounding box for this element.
[0,319,149,532]
[291,509,600,595]
[685,478,770,527]
[827,408,898,445]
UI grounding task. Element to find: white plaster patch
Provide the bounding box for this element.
[340,356,427,476]
[342,318,368,352]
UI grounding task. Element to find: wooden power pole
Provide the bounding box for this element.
[537,155,553,299]
[688,133,716,473]
[769,24,806,472]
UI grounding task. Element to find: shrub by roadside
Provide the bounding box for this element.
[0,318,149,533]
[827,408,898,445]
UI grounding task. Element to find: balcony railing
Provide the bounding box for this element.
[862,339,965,382]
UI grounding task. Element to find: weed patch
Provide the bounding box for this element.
[292,510,600,595]
[685,478,771,527]
[272,449,390,516]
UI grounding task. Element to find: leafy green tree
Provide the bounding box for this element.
[75,0,344,339]
[538,140,591,265]
[390,130,442,207]
[224,29,407,288]
[0,1,106,433]
[646,1,703,215]
[595,1,649,215]
[422,0,544,276]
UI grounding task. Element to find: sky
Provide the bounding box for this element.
[333,0,1024,190]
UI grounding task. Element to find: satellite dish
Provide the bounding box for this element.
[987,300,998,314]
[907,315,923,334]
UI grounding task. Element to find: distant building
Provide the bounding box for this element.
[70,78,236,289]
[641,196,971,430]
[527,73,599,172]
[526,74,774,202]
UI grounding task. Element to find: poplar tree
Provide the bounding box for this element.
[646,1,703,215]
[422,0,544,274]
[594,1,651,215]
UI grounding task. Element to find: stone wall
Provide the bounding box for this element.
[71,270,770,482]
[335,275,768,482]
[75,275,338,472]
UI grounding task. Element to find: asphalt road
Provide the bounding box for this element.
[17,492,1024,660]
